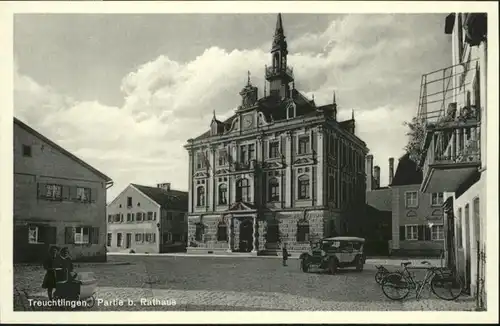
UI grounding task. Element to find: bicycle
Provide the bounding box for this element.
[374,265,390,285]
[381,261,463,301]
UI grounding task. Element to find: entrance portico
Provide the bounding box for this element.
[224,202,259,253]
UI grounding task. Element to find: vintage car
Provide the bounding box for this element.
[299,236,366,274]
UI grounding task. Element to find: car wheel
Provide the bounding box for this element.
[329,258,338,275]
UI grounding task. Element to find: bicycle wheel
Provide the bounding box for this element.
[381,272,411,300]
[431,271,463,301]
[375,271,385,285]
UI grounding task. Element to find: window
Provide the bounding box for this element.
[248,144,255,161]
[107,214,112,223]
[195,223,204,241]
[431,193,444,206]
[298,136,309,154]
[218,149,227,166]
[296,222,310,242]
[298,175,310,199]
[127,213,132,222]
[147,212,153,221]
[117,233,122,247]
[22,144,32,157]
[136,212,143,222]
[107,233,112,246]
[405,225,418,240]
[75,227,90,244]
[236,178,250,202]
[135,233,142,242]
[28,226,39,244]
[218,184,228,205]
[431,225,445,240]
[113,214,121,223]
[217,223,228,241]
[145,233,152,242]
[240,145,248,163]
[269,141,279,159]
[405,191,418,208]
[166,212,173,221]
[197,186,205,207]
[268,178,279,202]
[127,197,132,207]
[45,184,62,200]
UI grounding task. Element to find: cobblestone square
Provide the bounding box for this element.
[14,255,476,311]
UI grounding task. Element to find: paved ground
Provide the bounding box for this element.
[13,255,475,311]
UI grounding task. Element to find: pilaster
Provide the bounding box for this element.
[285,131,293,207]
[316,126,324,206]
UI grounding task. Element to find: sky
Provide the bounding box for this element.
[13,13,452,202]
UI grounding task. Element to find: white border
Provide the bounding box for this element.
[1,1,498,324]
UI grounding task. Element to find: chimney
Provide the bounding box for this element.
[366,154,373,191]
[374,166,381,189]
[157,183,171,191]
[389,157,394,185]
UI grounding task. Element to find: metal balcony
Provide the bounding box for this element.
[421,126,481,193]
[417,60,482,193]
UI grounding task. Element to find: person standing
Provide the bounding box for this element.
[42,246,60,300]
[59,247,76,281]
[282,243,288,266]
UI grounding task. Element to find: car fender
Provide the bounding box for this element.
[299,253,310,260]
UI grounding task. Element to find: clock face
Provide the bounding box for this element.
[243,115,253,128]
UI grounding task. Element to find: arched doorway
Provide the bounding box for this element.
[239,219,253,252]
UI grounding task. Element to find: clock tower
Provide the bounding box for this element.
[265,13,294,99]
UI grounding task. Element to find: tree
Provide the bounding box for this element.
[403,116,425,168]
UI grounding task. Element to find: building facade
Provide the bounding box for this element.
[184,14,369,255]
[386,154,445,257]
[418,13,486,302]
[106,183,188,253]
[13,118,113,263]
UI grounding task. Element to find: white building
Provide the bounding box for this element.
[418,13,487,306]
[106,183,188,253]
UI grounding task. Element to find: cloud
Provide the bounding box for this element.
[14,14,451,201]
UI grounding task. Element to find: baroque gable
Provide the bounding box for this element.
[293,157,316,166]
[194,171,210,179]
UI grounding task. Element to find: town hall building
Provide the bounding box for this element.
[184,14,369,255]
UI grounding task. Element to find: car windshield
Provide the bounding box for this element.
[321,240,340,250]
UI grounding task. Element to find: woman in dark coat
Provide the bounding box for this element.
[42,246,59,300]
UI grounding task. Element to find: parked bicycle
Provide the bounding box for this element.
[381,261,463,301]
[374,265,390,285]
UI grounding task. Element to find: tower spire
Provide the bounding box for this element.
[275,13,284,34]
[352,109,355,120]
[333,91,336,105]
[247,70,251,85]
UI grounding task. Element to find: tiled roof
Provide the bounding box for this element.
[390,153,423,186]
[366,187,392,212]
[131,184,188,211]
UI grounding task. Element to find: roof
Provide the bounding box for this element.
[190,90,356,142]
[131,184,188,211]
[14,117,112,182]
[366,187,392,211]
[390,153,423,186]
[323,236,365,242]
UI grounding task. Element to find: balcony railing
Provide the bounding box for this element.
[265,65,294,80]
